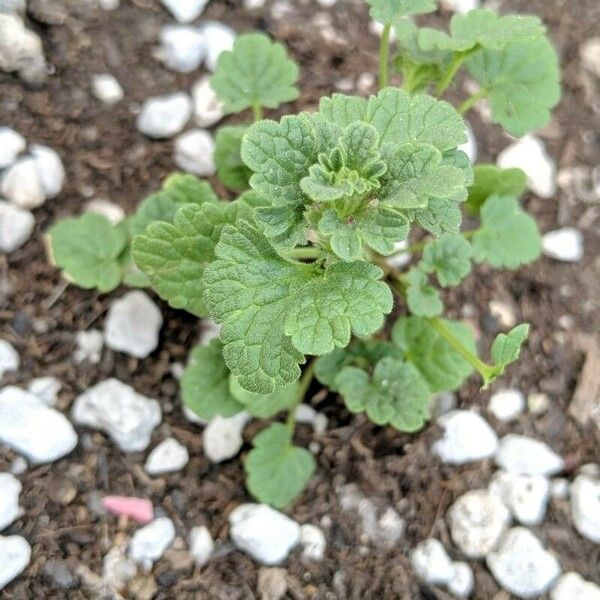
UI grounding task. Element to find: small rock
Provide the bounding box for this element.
[496,434,564,476]
[43,559,79,590]
[183,405,207,426]
[137,92,192,139]
[129,517,175,571]
[0,536,31,590]
[97,0,119,10]
[244,0,266,9]
[528,392,550,415]
[459,121,477,163]
[27,376,60,406]
[73,329,103,364]
[1,157,45,209]
[0,14,46,85]
[551,572,600,600]
[580,38,600,79]
[0,1,26,15]
[192,76,224,127]
[489,299,516,328]
[257,567,288,600]
[103,545,137,592]
[85,199,125,225]
[409,539,455,586]
[48,474,77,505]
[542,228,584,262]
[71,379,161,452]
[0,127,25,168]
[145,437,189,476]
[104,291,163,358]
[570,474,600,543]
[173,128,216,176]
[0,340,19,377]
[550,478,570,499]
[448,562,474,598]
[433,410,499,464]
[0,386,77,463]
[160,0,208,23]
[299,524,326,561]
[497,135,556,199]
[429,391,457,420]
[295,404,328,434]
[189,526,213,566]
[0,473,21,531]
[229,504,300,565]
[440,0,479,13]
[488,388,525,422]
[203,412,249,463]
[128,574,157,600]
[198,21,236,72]
[155,25,206,73]
[91,74,124,104]
[30,144,64,199]
[487,527,561,598]
[9,457,27,476]
[385,239,411,269]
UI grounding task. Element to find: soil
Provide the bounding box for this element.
[1,0,599,598]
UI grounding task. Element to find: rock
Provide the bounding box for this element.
[257,567,288,600]
[103,545,137,592]
[42,559,79,590]
[429,391,457,420]
[459,121,477,163]
[173,128,215,176]
[0,127,25,168]
[1,157,45,209]
[229,504,300,565]
[0,473,21,531]
[27,376,61,406]
[489,299,516,329]
[91,73,124,104]
[97,0,119,10]
[496,434,564,476]
[73,329,103,364]
[570,474,600,543]
[0,536,30,590]
[104,291,163,359]
[487,527,561,598]
[448,562,474,598]
[244,0,266,9]
[129,517,175,570]
[409,539,455,586]
[189,526,213,566]
[550,479,570,499]
[198,21,236,72]
[299,524,326,561]
[528,392,550,415]
[160,0,208,23]
[433,410,499,464]
[580,38,600,79]
[192,76,224,127]
[551,572,600,600]
[71,379,161,452]
[155,25,206,73]
[9,457,27,476]
[488,388,525,422]
[447,489,510,559]
[489,471,550,526]
[144,438,189,476]
[30,145,64,199]
[385,239,411,269]
[497,135,556,199]
[542,228,584,262]
[440,0,479,13]
[0,0,26,15]
[137,92,192,139]
[0,14,46,85]
[0,386,77,463]
[295,405,328,434]
[0,339,19,377]
[203,412,249,463]
[85,199,125,225]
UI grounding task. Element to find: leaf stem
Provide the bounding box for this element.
[252,102,263,122]
[286,246,322,260]
[287,361,316,434]
[379,23,392,89]
[457,88,489,115]
[436,49,474,96]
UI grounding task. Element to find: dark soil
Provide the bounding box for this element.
[1,0,599,598]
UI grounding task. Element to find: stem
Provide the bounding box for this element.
[379,23,392,89]
[252,102,263,122]
[286,247,322,260]
[458,89,489,115]
[436,53,465,96]
[287,361,316,434]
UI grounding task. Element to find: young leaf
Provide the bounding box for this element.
[465,165,527,215]
[413,197,462,237]
[49,213,127,293]
[490,323,529,379]
[420,235,472,287]
[471,195,541,269]
[254,204,307,248]
[162,173,220,206]
[318,94,368,128]
[215,125,252,190]
[405,268,443,317]
[366,0,436,24]
[229,376,299,419]
[245,422,315,508]
[211,33,300,114]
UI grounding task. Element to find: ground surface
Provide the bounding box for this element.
[1,0,599,598]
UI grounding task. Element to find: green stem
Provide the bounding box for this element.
[458,88,489,115]
[286,247,322,260]
[252,102,263,122]
[287,361,316,434]
[379,23,392,89]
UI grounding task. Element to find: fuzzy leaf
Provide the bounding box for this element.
[466,165,527,215]
[405,268,443,317]
[490,323,529,377]
[318,94,368,128]
[229,377,299,419]
[367,0,436,24]
[420,235,472,287]
[161,173,220,205]
[254,204,307,247]
[413,197,462,237]
[215,125,252,190]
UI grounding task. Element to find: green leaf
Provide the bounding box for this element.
[490,323,529,378]
[318,210,363,261]
[254,204,307,247]
[49,213,127,293]
[405,268,443,317]
[245,422,315,508]
[420,235,472,287]
[128,193,180,237]
[367,0,436,24]
[229,377,299,419]
[210,33,299,114]
[466,165,527,215]
[335,357,430,431]
[465,36,560,136]
[318,94,368,128]
[180,340,244,420]
[392,316,476,392]
[471,195,541,269]
[162,173,220,206]
[413,197,462,237]
[215,125,252,190]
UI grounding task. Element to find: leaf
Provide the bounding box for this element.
[180,340,244,420]
[49,213,127,293]
[245,422,315,508]
[465,36,560,136]
[318,210,363,261]
[413,197,462,237]
[211,33,300,114]
[318,94,368,128]
[471,195,541,269]
[392,316,476,392]
[367,0,436,24]
[254,204,307,247]
[162,173,220,206]
[229,376,299,419]
[405,268,443,317]
[128,193,180,237]
[420,235,472,287]
[490,323,529,378]
[465,164,527,215]
[335,357,430,431]
[215,125,252,190]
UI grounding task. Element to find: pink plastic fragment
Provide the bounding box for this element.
[102,495,154,524]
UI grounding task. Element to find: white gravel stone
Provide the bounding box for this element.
[198,21,236,72]
[229,503,300,565]
[0,386,77,463]
[429,391,457,420]
[542,228,584,262]
[155,25,206,73]
[487,527,561,598]
[528,392,550,415]
[30,145,64,199]
[102,545,137,592]
[300,524,326,561]
[570,474,600,543]
[71,378,161,452]
[496,434,564,476]
[137,92,192,139]
[448,562,474,598]
[104,291,163,359]
[447,489,510,559]
[385,239,411,269]
[129,517,175,571]
[9,457,26,476]
[550,478,570,499]
[0,340,19,377]
[459,121,477,163]
[85,199,125,225]
[580,38,600,79]
[0,535,30,590]
[0,0,26,15]
[0,473,22,531]
[144,437,189,475]
[203,412,250,463]
[489,299,517,328]
[409,539,455,586]
[0,201,34,253]
[497,135,556,199]
[173,129,215,176]
[433,410,499,464]
[189,525,214,566]
[1,157,45,209]
[160,0,208,23]
[97,0,119,10]
[27,376,60,406]
[0,127,25,168]
[243,0,266,9]
[0,14,46,85]
[551,572,600,600]
[192,76,224,127]
[488,388,525,422]
[91,74,124,104]
[73,329,104,364]
[440,0,479,13]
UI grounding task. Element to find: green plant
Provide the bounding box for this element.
[48,4,560,509]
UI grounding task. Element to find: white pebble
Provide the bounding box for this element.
[137,92,192,139]
[528,392,550,415]
[542,228,584,262]
[459,121,477,163]
[448,562,474,598]
[0,473,22,531]
[570,474,600,543]
[85,199,125,225]
[489,299,516,328]
[27,376,60,406]
[173,129,215,176]
[295,404,316,423]
[496,434,564,476]
[203,412,250,463]
[0,340,19,377]
[429,391,457,420]
[97,0,119,10]
[409,539,455,586]
[189,526,214,566]
[30,145,65,199]
[144,437,189,475]
[551,572,600,600]
[91,74,124,104]
[71,378,161,452]
[300,524,326,561]
[155,25,206,73]
[488,388,525,422]
[0,535,30,590]
[198,21,236,72]
[1,157,45,209]
[0,14,46,85]
[229,503,300,565]
[243,0,266,9]
[73,329,103,364]
[9,457,27,476]
[0,201,34,253]
[0,0,26,14]
[102,545,137,592]
[580,38,600,79]
[0,127,25,168]
[129,517,175,571]
[550,478,570,499]
[192,76,224,127]
[440,0,479,13]
[160,0,208,23]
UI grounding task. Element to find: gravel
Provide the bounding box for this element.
[144,437,189,476]
[299,524,326,561]
[29,144,65,199]
[159,0,208,23]
[495,434,564,476]
[27,376,61,406]
[203,412,250,463]
[551,572,600,600]
[409,538,455,586]
[155,25,206,73]
[198,21,236,72]
[173,128,216,176]
[0,13,46,85]
[570,474,600,543]
[542,228,585,262]
[488,388,525,422]
[136,92,193,139]
[0,339,19,377]
[0,535,31,590]
[0,473,22,531]
[129,517,175,571]
[91,73,124,104]
[188,525,214,566]
[192,76,224,127]
[1,157,45,209]
[0,127,25,168]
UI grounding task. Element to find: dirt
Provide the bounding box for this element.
[0,0,599,598]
